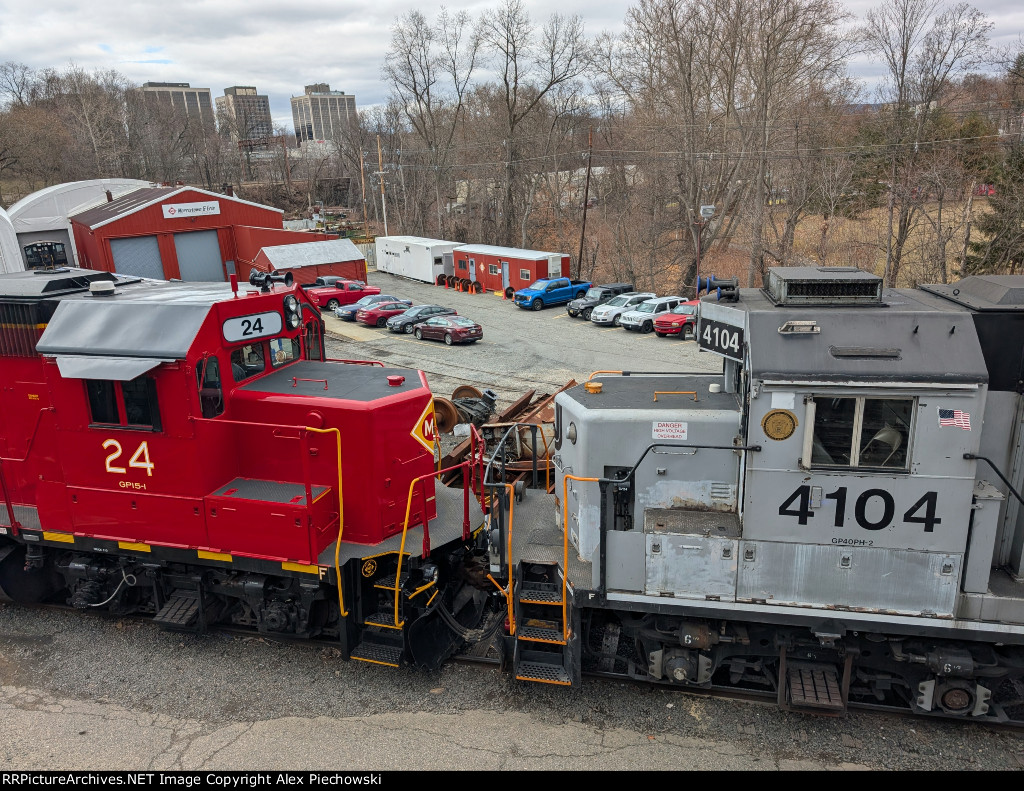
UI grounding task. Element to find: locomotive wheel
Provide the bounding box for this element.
[433,398,460,434]
[452,385,483,400]
[436,274,447,286]
[0,544,63,604]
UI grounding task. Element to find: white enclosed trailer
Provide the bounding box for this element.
[374,236,460,284]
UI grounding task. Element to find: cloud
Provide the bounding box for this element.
[1,0,1021,130]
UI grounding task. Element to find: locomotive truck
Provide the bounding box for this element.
[5,264,1024,725]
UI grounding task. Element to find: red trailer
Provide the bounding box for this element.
[450,244,570,297]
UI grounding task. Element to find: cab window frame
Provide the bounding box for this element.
[801,395,914,472]
[86,375,162,432]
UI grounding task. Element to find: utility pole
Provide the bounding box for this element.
[576,128,593,278]
[376,135,389,237]
[359,149,370,239]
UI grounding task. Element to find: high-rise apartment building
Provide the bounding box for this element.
[216,86,274,142]
[141,82,215,128]
[291,84,357,145]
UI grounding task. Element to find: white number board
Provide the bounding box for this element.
[698,317,745,361]
[222,311,282,343]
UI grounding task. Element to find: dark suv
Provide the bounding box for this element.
[566,283,635,319]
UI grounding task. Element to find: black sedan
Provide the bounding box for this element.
[413,315,482,345]
[386,304,457,334]
[334,294,410,321]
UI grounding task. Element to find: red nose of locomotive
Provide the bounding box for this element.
[228,360,438,548]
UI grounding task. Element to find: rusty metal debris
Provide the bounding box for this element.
[439,380,577,492]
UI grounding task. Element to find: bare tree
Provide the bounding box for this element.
[862,0,991,285]
[478,0,589,247]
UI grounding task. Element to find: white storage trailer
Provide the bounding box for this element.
[374,236,460,284]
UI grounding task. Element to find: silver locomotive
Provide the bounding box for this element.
[494,266,1024,722]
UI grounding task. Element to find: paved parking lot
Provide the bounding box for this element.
[323,270,720,407]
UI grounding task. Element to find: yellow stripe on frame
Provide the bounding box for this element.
[43,531,75,543]
[118,541,151,552]
[282,561,320,575]
[198,550,232,562]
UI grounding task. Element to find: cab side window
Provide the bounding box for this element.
[808,396,912,470]
[86,376,161,430]
[270,337,301,367]
[231,344,265,382]
[196,356,224,419]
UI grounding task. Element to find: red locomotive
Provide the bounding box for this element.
[0,267,492,668]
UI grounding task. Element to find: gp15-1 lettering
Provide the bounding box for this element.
[779,485,940,532]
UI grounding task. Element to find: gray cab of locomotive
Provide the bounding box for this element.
[554,266,1024,625]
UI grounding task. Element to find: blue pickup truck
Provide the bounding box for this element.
[514,277,592,311]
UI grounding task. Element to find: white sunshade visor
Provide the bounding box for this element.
[55,355,169,381]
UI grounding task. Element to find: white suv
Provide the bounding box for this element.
[589,292,656,326]
[619,296,683,333]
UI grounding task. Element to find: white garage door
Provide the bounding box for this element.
[110,236,164,279]
[174,230,224,281]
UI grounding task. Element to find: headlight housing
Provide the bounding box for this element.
[283,295,301,329]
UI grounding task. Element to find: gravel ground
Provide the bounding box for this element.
[3,268,1024,770]
[2,606,1023,770]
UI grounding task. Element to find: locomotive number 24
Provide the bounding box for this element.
[779,485,940,532]
[103,439,155,477]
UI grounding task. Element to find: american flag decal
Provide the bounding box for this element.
[938,408,971,430]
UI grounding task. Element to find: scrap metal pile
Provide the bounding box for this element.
[435,381,577,493]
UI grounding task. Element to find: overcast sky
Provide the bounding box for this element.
[1,0,1022,128]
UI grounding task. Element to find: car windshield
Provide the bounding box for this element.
[635,302,657,313]
[584,288,603,299]
[353,297,375,306]
[526,280,548,290]
[671,304,697,315]
[450,317,477,327]
[605,295,629,307]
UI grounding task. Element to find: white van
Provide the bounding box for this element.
[618,296,683,333]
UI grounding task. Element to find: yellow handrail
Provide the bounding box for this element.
[394,460,477,628]
[561,474,599,642]
[502,483,516,634]
[306,426,347,617]
[587,370,622,381]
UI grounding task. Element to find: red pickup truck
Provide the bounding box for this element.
[302,280,381,311]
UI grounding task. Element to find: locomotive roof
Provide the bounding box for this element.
[238,360,425,401]
[0,267,120,299]
[37,278,232,359]
[718,286,989,384]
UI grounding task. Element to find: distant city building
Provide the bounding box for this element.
[216,86,274,144]
[291,84,356,146]
[141,82,215,128]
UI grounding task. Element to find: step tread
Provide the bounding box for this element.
[351,641,404,667]
[365,610,402,629]
[516,661,572,685]
[153,591,200,627]
[517,623,566,644]
[788,665,845,711]
[374,572,410,590]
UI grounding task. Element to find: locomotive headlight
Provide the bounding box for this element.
[283,295,300,329]
[567,422,577,444]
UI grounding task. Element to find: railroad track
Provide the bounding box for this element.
[2,596,1016,730]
